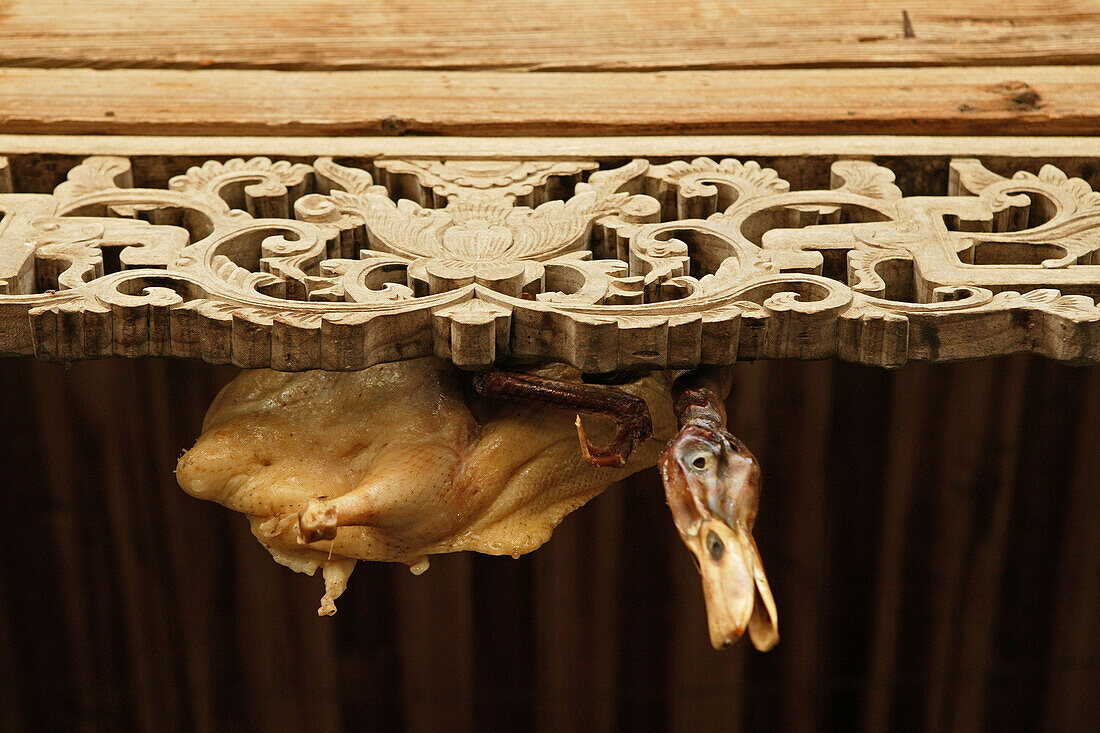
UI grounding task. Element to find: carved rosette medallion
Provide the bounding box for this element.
[1,154,1098,370]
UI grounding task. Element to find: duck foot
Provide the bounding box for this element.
[471,369,652,468]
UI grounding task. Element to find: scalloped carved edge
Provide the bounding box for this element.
[2,154,1100,370]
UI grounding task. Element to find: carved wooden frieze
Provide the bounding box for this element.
[1,154,1098,371]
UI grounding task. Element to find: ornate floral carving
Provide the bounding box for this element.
[1,155,1098,370]
[372,159,599,205]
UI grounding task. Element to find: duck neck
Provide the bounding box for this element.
[671,369,726,432]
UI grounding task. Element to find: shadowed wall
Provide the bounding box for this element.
[0,355,1096,732]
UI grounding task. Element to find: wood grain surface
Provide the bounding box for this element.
[6,134,1100,160]
[0,355,1096,732]
[0,1,1098,136]
[1,1,1099,71]
[0,65,1095,136]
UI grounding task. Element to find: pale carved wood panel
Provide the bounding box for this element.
[2,153,1099,372]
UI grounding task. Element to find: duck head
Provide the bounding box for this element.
[659,420,778,651]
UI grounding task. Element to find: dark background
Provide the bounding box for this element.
[0,355,1095,732]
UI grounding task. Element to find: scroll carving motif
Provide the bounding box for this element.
[1,154,1098,370]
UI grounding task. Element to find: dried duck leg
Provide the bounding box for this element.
[471,369,652,468]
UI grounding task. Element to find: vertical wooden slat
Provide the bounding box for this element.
[823,362,892,730]
[923,360,999,733]
[758,359,833,733]
[533,513,573,733]
[147,358,239,733]
[534,518,582,733]
[586,488,625,732]
[93,360,179,732]
[473,553,536,730]
[862,363,936,733]
[332,560,404,732]
[0,360,63,728]
[790,359,833,733]
[1043,367,1100,731]
[0,498,27,733]
[26,362,115,730]
[0,361,25,733]
[534,482,622,733]
[615,467,673,731]
[987,358,1084,731]
[396,553,475,733]
[232,521,295,733]
[231,519,343,733]
[948,355,1028,732]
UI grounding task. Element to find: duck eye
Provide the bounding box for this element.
[706,530,725,562]
[689,451,713,471]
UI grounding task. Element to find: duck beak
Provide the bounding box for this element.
[659,421,778,652]
[746,533,779,651]
[686,519,779,651]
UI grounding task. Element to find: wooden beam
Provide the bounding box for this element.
[1,66,1098,137]
[4,134,1100,160]
[3,1,1100,71]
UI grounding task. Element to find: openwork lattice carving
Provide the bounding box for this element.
[1,154,1098,370]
